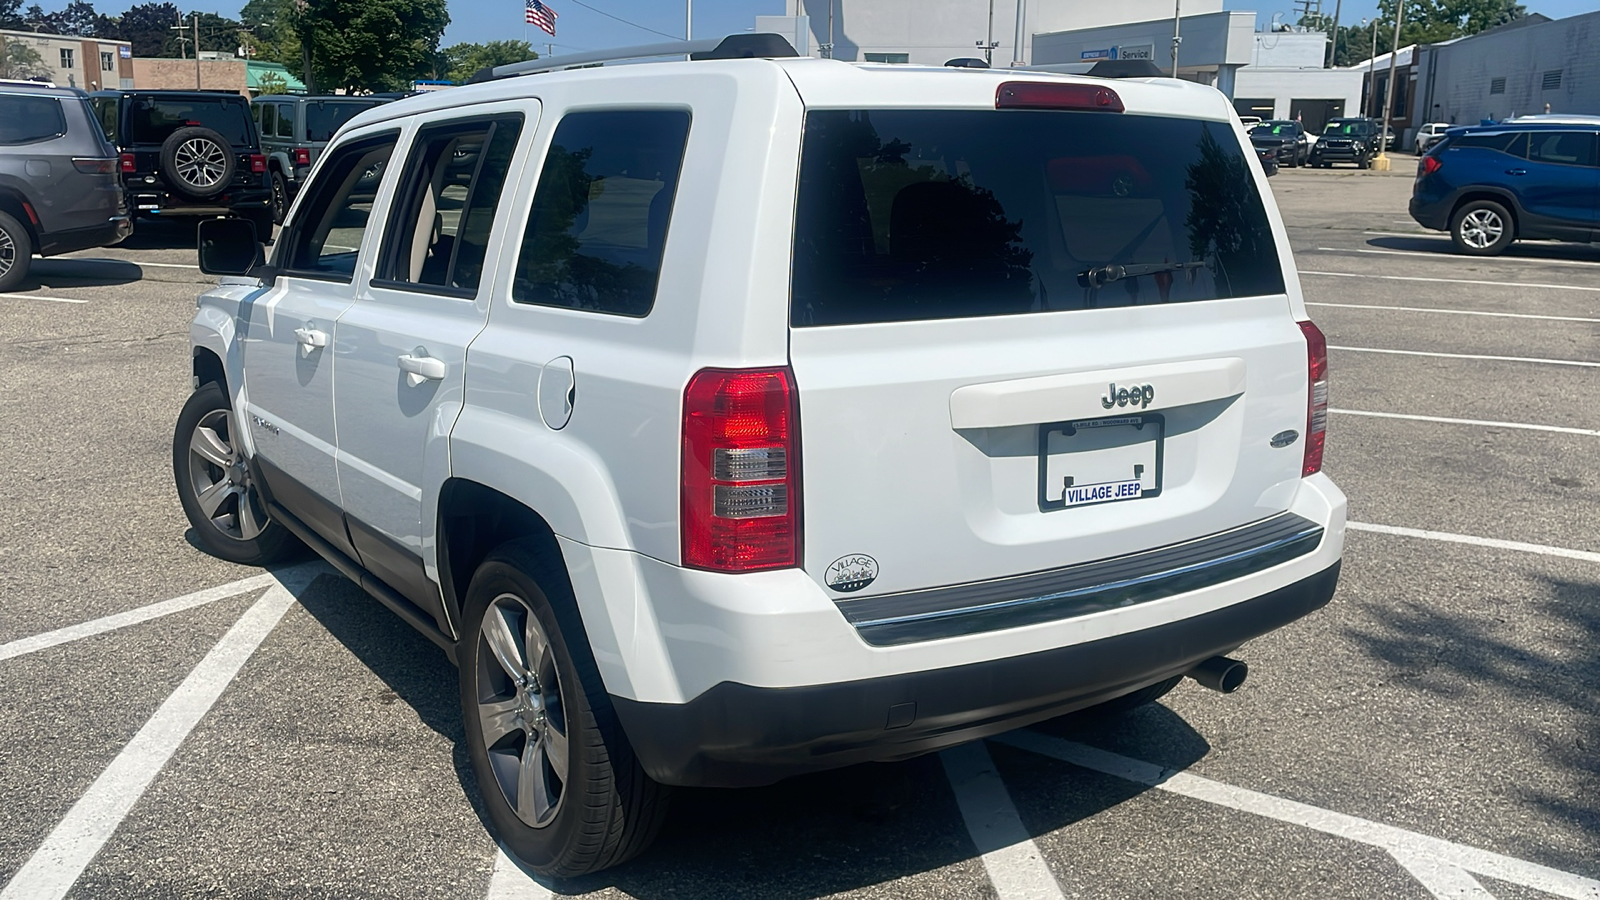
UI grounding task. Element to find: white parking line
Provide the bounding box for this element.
[1347,522,1600,565]
[1331,409,1600,437]
[1314,246,1600,268]
[485,847,553,899]
[0,294,88,304]
[1306,301,1600,324]
[1303,270,1600,294]
[0,567,318,900]
[1394,852,1500,900]
[1328,345,1600,368]
[991,732,1600,900]
[941,742,1065,900]
[0,565,323,664]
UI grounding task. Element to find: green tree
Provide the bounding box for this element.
[0,0,24,29]
[241,0,302,71]
[0,36,50,78]
[439,39,535,84]
[254,69,287,95]
[1306,0,1525,66]
[117,2,182,57]
[300,0,450,94]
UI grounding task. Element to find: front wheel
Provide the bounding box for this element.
[459,539,669,877]
[173,381,296,565]
[1451,199,1514,256]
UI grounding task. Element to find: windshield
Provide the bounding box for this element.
[1323,121,1372,136]
[1250,122,1298,135]
[791,109,1285,326]
[304,100,384,142]
[127,96,253,146]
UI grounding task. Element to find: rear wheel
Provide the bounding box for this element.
[459,539,669,877]
[270,170,289,224]
[0,210,32,292]
[1451,199,1514,256]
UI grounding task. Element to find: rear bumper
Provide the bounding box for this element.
[129,187,273,217]
[615,562,1339,787]
[36,216,132,256]
[1409,195,1451,231]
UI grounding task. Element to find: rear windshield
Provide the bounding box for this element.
[127,96,253,146]
[791,109,1285,327]
[304,100,384,142]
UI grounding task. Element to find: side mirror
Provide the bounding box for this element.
[197,217,271,282]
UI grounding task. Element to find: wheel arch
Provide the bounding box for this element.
[0,187,41,246]
[1450,190,1521,236]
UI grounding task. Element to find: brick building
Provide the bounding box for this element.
[0,28,133,91]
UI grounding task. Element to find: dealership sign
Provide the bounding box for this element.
[1081,44,1156,61]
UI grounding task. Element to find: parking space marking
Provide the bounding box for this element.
[1328,345,1600,368]
[1347,521,1600,565]
[1331,409,1600,437]
[0,294,89,304]
[1307,301,1600,324]
[1394,852,1500,900]
[0,564,323,664]
[991,731,1600,900]
[485,847,553,899]
[1313,246,1600,269]
[0,567,318,900]
[940,742,1065,900]
[1304,270,1600,294]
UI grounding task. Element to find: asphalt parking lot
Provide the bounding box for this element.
[1,167,1597,900]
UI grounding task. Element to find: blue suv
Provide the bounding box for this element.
[1410,120,1599,255]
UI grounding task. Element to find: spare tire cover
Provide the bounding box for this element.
[160,126,236,200]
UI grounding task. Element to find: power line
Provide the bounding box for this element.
[563,0,681,41]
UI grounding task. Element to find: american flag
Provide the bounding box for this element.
[525,0,557,36]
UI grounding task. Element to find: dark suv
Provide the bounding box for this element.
[89,90,274,237]
[1411,123,1598,255]
[253,94,397,223]
[1311,118,1378,169]
[0,83,131,291]
[1249,120,1309,167]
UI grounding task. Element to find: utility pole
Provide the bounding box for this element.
[1376,0,1404,164]
[1010,0,1027,66]
[823,0,834,59]
[978,0,997,65]
[194,12,201,88]
[1363,18,1377,117]
[1171,0,1182,78]
[1327,0,1342,67]
[686,0,691,40]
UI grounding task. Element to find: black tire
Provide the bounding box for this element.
[160,126,236,200]
[172,381,296,565]
[1450,199,1515,256]
[460,539,669,878]
[0,209,32,292]
[1080,676,1183,717]
[270,170,289,225]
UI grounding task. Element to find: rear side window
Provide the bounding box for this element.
[1525,131,1597,167]
[512,109,691,317]
[304,100,382,142]
[127,97,253,146]
[281,133,398,281]
[376,114,524,295]
[94,98,117,141]
[259,104,277,139]
[277,103,295,139]
[0,95,67,145]
[792,109,1285,327]
[1450,132,1524,153]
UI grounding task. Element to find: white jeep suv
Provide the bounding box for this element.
[178,35,1345,877]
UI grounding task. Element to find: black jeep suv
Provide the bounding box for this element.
[88,90,274,237]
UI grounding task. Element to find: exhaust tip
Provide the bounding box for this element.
[1188,656,1249,694]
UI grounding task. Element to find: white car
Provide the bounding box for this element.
[1414,121,1451,154]
[179,35,1346,877]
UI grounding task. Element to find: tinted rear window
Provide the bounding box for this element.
[127,96,253,146]
[0,95,67,145]
[1449,131,1524,153]
[304,100,383,142]
[791,109,1285,327]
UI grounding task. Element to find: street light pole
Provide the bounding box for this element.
[1327,0,1342,67]
[1377,0,1404,161]
[1366,20,1378,117]
[1171,0,1182,79]
[1011,0,1027,67]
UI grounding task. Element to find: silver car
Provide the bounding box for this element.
[0,83,130,291]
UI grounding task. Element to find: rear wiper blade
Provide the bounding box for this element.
[1079,261,1206,289]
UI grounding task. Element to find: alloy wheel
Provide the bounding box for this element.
[184,408,268,541]
[477,594,569,828]
[174,138,228,190]
[1460,209,1503,249]
[0,225,14,280]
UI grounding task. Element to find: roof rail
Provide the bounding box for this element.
[469,33,798,84]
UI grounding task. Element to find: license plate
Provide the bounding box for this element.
[1038,414,1164,511]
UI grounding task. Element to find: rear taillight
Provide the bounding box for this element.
[1421,155,1442,175]
[119,152,136,173]
[996,82,1124,112]
[1299,321,1328,477]
[249,153,267,174]
[292,147,311,166]
[72,157,116,174]
[682,367,800,572]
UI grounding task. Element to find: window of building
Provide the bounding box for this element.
[375,115,525,295]
[1525,131,1595,167]
[1489,77,1506,95]
[59,48,74,69]
[512,109,691,317]
[280,133,399,281]
[100,51,114,71]
[1541,70,1562,91]
[0,95,67,145]
[864,52,911,64]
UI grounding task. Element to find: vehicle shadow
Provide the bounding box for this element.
[1341,569,1600,874]
[293,571,1214,898]
[21,257,143,290]
[1365,234,1600,262]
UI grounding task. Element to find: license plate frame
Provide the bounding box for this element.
[1037,413,1165,512]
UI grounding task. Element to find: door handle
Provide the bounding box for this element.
[1505,168,1527,176]
[293,325,328,357]
[397,351,446,386]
